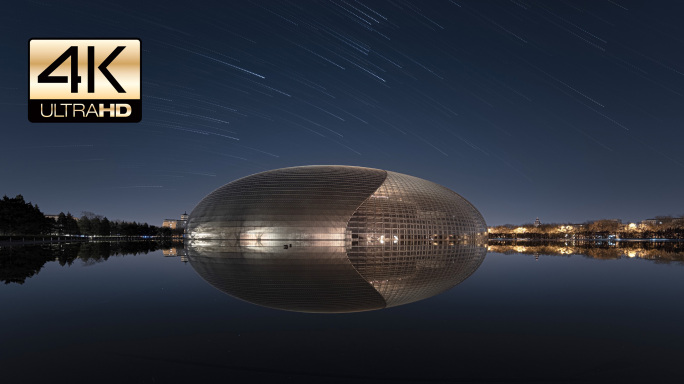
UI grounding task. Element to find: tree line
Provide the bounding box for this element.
[0,195,52,235]
[1,241,176,284]
[489,216,684,240]
[488,239,684,264]
[0,195,180,237]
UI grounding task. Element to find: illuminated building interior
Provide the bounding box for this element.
[186,165,488,312]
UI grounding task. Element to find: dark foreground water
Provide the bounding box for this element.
[1,241,683,383]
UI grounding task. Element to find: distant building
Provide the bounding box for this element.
[162,212,188,230]
[641,217,677,227]
[44,214,78,221]
[162,219,180,229]
[162,248,188,257]
[534,217,541,227]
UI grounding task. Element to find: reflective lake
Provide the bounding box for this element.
[2,241,684,383]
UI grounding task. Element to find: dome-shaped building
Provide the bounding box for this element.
[187,165,486,243]
[186,165,487,312]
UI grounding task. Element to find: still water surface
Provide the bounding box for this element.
[1,241,683,383]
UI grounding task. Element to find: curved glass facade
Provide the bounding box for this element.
[187,166,386,243]
[186,165,488,312]
[347,171,487,307]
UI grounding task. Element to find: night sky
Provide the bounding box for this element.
[2,0,683,226]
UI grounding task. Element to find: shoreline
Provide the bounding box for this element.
[489,237,684,242]
[0,236,181,247]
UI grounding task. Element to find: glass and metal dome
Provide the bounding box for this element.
[186,165,487,313]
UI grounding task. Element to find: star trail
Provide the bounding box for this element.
[1,0,683,225]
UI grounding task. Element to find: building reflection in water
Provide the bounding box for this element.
[186,240,487,313]
[162,247,189,262]
[488,240,684,262]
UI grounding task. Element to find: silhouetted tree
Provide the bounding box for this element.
[56,212,67,235]
[0,246,55,284]
[157,226,173,237]
[0,195,52,235]
[78,216,92,235]
[99,217,111,236]
[90,217,102,236]
[56,212,80,235]
[65,213,80,235]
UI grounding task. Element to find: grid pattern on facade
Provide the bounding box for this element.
[346,171,487,307]
[347,171,487,244]
[187,166,387,241]
[347,243,486,307]
[187,245,387,313]
[186,165,489,312]
[186,242,485,313]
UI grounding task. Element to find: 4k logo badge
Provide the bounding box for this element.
[29,38,141,122]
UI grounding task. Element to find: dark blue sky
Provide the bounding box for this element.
[2,0,683,226]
